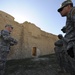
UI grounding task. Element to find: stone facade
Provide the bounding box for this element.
[0,10,58,60]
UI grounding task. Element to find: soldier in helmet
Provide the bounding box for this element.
[54,34,66,73]
[58,0,75,75]
[0,24,18,75]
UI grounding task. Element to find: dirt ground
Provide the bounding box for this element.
[5,54,70,75]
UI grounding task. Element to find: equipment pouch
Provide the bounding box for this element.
[67,44,74,58]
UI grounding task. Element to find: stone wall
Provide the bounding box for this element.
[0,11,58,60]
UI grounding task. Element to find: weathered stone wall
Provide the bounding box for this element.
[0,11,58,60]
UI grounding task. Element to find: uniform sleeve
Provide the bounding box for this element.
[71,8,75,27]
[1,30,14,41]
[10,39,18,46]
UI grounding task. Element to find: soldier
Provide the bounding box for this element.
[58,0,75,75]
[0,24,18,75]
[54,34,66,73]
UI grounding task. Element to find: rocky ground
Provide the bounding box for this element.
[5,54,70,75]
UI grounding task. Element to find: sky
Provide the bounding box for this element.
[0,0,75,35]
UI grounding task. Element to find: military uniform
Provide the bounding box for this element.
[64,7,75,75]
[58,0,75,75]
[0,25,17,75]
[57,0,75,75]
[54,34,66,72]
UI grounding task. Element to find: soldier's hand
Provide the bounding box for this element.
[61,26,66,33]
[13,39,18,45]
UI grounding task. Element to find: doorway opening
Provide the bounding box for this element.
[32,47,37,56]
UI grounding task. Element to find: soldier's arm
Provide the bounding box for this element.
[61,26,66,33]
[71,8,75,27]
[10,40,18,46]
[10,39,18,45]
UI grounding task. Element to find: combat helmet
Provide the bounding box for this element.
[58,0,73,12]
[5,24,13,29]
[58,34,63,39]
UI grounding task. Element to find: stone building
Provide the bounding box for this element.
[0,10,58,60]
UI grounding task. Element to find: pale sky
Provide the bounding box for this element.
[0,0,75,35]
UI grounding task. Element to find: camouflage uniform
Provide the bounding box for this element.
[64,7,75,75]
[0,25,17,75]
[54,34,65,72]
[57,1,75,75]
